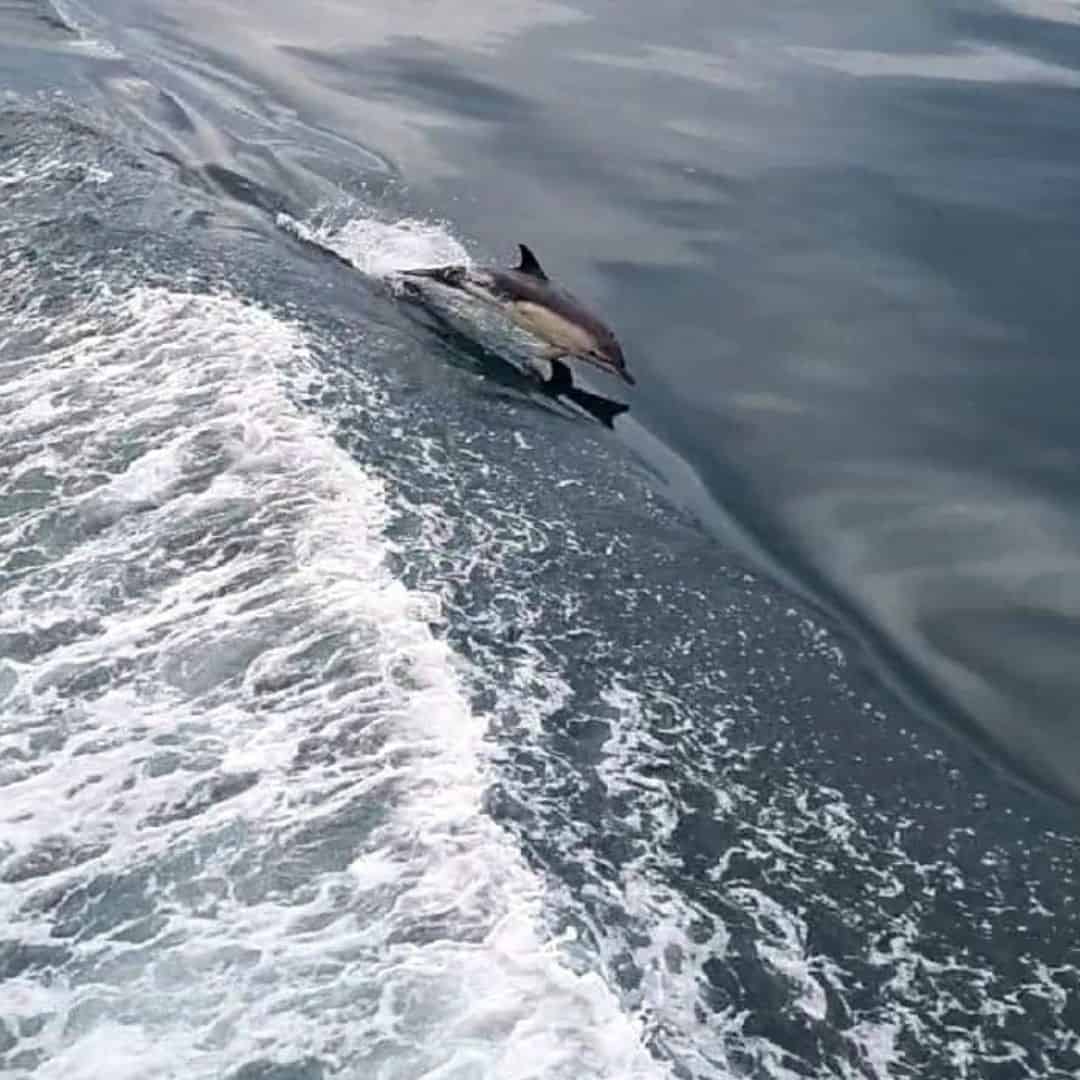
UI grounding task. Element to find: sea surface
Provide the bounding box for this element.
[2,0,1079,1077]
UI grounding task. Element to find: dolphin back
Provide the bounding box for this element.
[489,271,610,337]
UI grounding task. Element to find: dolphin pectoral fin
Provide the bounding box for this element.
[545,357,574,393]
[534,358,626,427]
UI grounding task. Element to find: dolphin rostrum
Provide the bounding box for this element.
[401,244,635,386]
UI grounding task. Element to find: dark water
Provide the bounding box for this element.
[2,0,1080,1077]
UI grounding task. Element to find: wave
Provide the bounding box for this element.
[0,256,663,1077]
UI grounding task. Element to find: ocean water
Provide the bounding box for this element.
[2,1,1080,1078]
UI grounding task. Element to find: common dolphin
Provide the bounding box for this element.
[275,213,632,426]
[402,244,636,386]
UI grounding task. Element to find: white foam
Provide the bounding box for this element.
[278,211,470,278]
[593,683,738,1074]
[729,886,826,1021]
[0,268,666,1078]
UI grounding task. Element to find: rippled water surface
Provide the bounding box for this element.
[2,1,1080,1077]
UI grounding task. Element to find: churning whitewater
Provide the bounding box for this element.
[0,268,662,1078]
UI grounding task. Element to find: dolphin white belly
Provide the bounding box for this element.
[509,301,596,356]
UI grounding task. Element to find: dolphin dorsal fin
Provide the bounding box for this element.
[516,243,548,280]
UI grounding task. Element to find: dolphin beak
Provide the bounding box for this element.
[584,349,636,386]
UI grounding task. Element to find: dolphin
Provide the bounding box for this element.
[401,244,636,386]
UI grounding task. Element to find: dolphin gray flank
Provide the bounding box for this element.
[401,244,635,386]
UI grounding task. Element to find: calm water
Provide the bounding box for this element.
[2,0,1079,1077]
